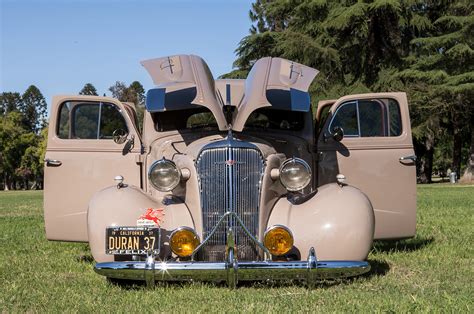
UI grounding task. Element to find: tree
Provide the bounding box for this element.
[228,0,473,182]
[18,125,48,189]
[108,81,129,101]
[0,111,36,190]
[128,81,145,106]
[462,113,474,182]
[109,81,146,131]
[399,0,473,180]
[0,92,22,115]
[20,85,47,134]
[79,83,98,96]
[228,0,421,104]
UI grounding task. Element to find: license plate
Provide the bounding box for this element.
[106,227,160,255]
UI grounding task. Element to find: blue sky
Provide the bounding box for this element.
[1,0,253,112]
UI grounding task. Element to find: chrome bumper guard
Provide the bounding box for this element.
[94,247,370,288]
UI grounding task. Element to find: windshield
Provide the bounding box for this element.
[153,108,218,132]
[244,108,305,131]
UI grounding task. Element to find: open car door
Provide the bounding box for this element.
[317,92,416,239]
[44,95,142,242]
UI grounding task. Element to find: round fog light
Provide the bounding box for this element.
[264,225,294,256]
[170,227,200,257]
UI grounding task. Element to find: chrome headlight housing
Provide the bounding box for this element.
[279,158,312,191]
[148,158,181,192]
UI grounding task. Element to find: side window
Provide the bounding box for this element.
[74,104,99,139]
[317,105,332,134]
[387,99,402,136]
[329,98,402,138]
[57,102,128,139]
[358,100,384,137]
[100,104,128,139]
[57,103,71,138]
[330,102,359,136]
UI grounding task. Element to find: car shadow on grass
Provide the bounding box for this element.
[371,236,434,254]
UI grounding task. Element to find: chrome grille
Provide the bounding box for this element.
[196,144,265,261]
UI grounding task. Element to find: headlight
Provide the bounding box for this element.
[264,225,294,256]
[148,159,181,192]
[169,227,200,257]
[279,158,311,191]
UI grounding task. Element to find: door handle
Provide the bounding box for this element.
[45,159,62,167]
[399,155,417,162]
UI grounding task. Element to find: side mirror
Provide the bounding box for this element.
[332,126,344,142]
[113,129,128,144]
[122,135,135,154]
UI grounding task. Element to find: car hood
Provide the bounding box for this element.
[141,55,318,132]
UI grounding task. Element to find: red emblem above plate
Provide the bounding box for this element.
[137,208,164,227]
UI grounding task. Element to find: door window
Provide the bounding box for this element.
[329,98,401,137]
[330,102,359,136]
[57,102,128,139]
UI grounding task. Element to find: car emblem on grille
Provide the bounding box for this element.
[214,160,245,166]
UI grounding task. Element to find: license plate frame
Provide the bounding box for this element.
[106,226,160,255]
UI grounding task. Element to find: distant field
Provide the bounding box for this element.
[1,185,473,312]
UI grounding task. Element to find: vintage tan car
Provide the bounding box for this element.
[44,55,416,288]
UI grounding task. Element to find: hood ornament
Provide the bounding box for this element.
[226,128,234,140]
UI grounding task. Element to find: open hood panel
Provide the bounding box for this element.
[232,57,319,132]
[141,55,318,132]
[141,55,228,131]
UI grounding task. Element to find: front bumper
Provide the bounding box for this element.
[94,247,370,288]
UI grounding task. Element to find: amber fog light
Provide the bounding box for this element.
[170,227,200,257]
[264,225,294,256]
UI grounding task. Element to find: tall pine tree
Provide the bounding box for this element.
[399,0,473,180]
[79,83,98,96]
[227,0,473,182]
[0,92,22,115]
[20,85,47,134]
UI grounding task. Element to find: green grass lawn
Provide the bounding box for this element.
[1,185,473,312]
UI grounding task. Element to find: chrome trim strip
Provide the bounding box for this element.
[226,228,237,289]
[94,247,370,288]
[144,253,155,288]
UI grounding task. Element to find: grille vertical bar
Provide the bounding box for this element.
[196,145,265,261]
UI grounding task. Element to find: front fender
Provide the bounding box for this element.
[87,185,193,262]
[267,183,375,261]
